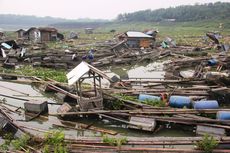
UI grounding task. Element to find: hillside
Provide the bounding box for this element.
[0,2,229,30]
[0,14,69,29]
[0,14,109,30]
[116,2,230,22]
[50,21,110,29]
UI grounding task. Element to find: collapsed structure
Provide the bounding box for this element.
[118,31,155,48]
[0,27,230,152]
[66,61,112,111]
[16,27,64,42]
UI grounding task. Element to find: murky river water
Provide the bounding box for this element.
[110,61,166,80]
[0,62,196,142]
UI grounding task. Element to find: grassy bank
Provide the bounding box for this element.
[4,20,230,49]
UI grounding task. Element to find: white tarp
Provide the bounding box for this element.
[1,48,6,58]
[1,43,12,49]
[67,62,90,86]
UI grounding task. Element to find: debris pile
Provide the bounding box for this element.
[0,28,230,152]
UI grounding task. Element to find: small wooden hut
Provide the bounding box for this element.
[119,31,154,48]
[67,61,112,111]
[16,29,26,39]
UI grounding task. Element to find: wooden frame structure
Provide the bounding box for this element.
[67,61,112,111]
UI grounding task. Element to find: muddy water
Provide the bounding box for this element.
[0,61,195,139]
[108,61,195,137]
[111,62,166,80]
[81,61,167,88]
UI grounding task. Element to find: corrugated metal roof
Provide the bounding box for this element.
[67,61,112,86]
[126,31,153,38]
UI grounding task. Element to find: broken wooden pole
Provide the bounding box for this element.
[49,109,230,116]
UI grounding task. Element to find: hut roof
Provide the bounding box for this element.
[67,61,111,86]
[38,27,57,32]
[126,31,152,38]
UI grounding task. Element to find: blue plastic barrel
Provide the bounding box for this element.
[169,96,191,108]
[138,94,161,101]
[217,111,230,120]
[193,100,219,109]
[208,59,218,66]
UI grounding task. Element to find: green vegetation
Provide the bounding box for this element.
[0,130,68,153]
[141,99,166,107]
[104,98,124,110]
[196,134,219,153]
[117,2,230,22]
[0,139,11,151]
[4,17,230,48]
[0,65,67,83]
[0,134,13,151]
[102,135,127,147]
[63,20,228,48]
[113,93,166,107]
[114,93,137,101]
[11,134,30,150]
[0,134,31,152]
[43,130,68,153]
[96,20,230,46]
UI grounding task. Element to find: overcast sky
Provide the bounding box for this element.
[0,0,229,19]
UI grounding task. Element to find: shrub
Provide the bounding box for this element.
[196,134,219,153]
[11,134,30,150]
[43,130,67,153]
[102,135,127,147]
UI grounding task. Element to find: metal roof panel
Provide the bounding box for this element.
[67,62,90,86]
[67,61,112,86]
[126,31,152,38]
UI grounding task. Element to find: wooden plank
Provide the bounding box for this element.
[196,125,226,136]
[49,109,230,116]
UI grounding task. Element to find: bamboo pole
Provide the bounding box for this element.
[68,144,230,153]
[49,109,230,116]
[133,115,230,125]
[122,79,205,84]
[65,136,230,143]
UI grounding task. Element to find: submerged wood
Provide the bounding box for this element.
[0,107,30,135]
[33,76,80,99]
[68,144,229,153]
[65,136,230,144]
[25,112,117,135]
[49,109,230,116]
[134,115,230,125]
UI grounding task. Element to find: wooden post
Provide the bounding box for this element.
[93,71,97,96]
[78,80,82,101]
[99,76,102,96]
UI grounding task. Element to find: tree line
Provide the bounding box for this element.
[116,2,230,22]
